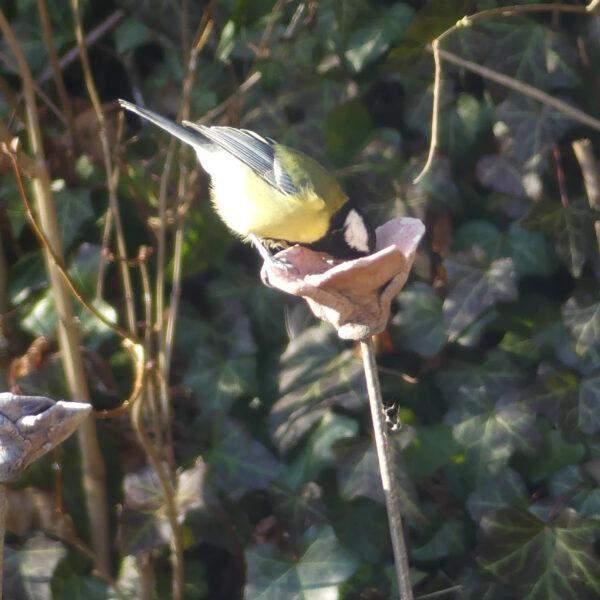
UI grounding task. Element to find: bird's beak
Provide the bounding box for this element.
[118,99,201,148]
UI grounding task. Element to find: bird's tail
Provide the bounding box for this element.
[118,99,204,149]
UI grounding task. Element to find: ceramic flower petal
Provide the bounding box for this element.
[261,217,426,340]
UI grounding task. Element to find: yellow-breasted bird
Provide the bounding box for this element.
[118,100,375,263]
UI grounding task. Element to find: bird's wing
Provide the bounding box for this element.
[182,122,298,195]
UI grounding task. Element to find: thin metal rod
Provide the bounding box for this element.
[360,338,413,600]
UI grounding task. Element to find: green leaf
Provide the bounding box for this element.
[270,326,363,454]
[467,468,528,523]
[479,508,600,599]
[439,357,539,478]
[404,423,461,484]
[335,438,384,504]
[443,256,517,342]
[324,100,373,166]
[181,304,257,415]
[579,376,600,435]
[522,429,585,484]
[507,223,554,278]
[284,411,358,489]
[54,187,94,251]
[563,296,600,356]
[244,525,358,599]
[345,3,414,72]
[335,499,389,563]
[114,18,153,53]
[216,20,236,62]
[497,96,575,167]
[394,283,446,357]
[522,200,594,279]
[550,466,600,519]
[413,519,467,561]
[208,420,282,499]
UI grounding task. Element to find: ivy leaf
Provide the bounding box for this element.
[467,468,529,523]
[270,326,363,454]
[181,303,257,415]
[284,411,358,490]
[394,283,446,357]
[507,223,554,278]
[345,3,414,72]
[528,365,600,436]
[54,187,94,251]
[208,420,282,500]
[480,20,580,89]
[497,96,574,167]
[563,296,600,356]
[324,100,373,166]
[439,357,539,477]
[404,423,461,484]
[479,508,600,599]
[413,519,467,562]
[335,438,384,504]
[522,200,594,279]
[550,466,600,519]
[476,154,527,198]
[114,18,153,53]
[335,499,390,563]
[3,534,66,600]
[244,525,358,600]
[443,255,517,342]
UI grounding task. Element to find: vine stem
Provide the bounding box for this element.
[0,484,5,600]
[360,338,413,600]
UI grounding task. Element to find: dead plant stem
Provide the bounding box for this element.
[0,484,5,600]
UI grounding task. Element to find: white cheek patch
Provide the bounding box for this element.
[344,209,370,253]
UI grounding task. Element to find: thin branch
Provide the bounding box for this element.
[70,0,137,337]
[414,2,598,182]
[36,0,77,154]
[131,371,185,600]
[360,338,413,600]
[38,9,125,85]
[413,39,440,183]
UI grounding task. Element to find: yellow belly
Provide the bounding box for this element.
[210,164,332,243]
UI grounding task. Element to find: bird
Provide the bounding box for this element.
[118,100,375,266]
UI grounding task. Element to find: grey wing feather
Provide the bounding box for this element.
[183,123,297,195]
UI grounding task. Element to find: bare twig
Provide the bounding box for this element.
[360,338,413,600]
[36,0,77,154]
[70,0,137,337]
[38,9,125,85]
[131,372,185,600]
[413,39,440,183]
[0,8,111,571]
[552,146,570,208]
[414,2,598,182]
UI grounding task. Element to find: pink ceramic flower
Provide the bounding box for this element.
[261,217,425,340]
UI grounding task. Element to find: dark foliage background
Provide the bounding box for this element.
[1,0,599,598]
